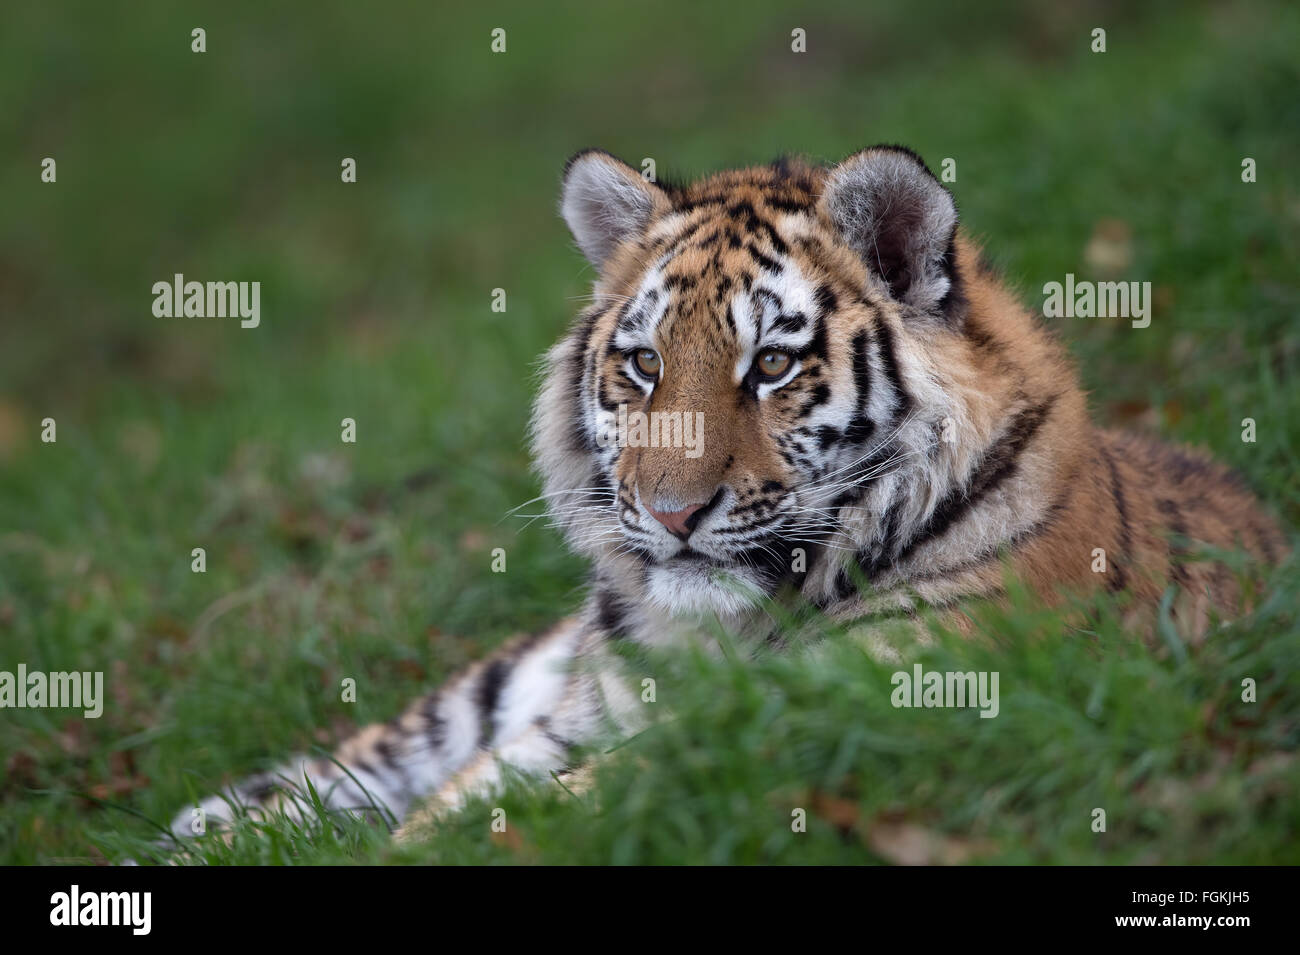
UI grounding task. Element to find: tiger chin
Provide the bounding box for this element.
[160,146,1285,854]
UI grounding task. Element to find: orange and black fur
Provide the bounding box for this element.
[163,146,1285,843]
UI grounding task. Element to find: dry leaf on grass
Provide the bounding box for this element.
[865,817,999,866]
[1084,218,1133,276]
[808,789,861,832]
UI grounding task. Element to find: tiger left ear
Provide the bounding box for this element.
[822,146,961,319]
[560,150,670,271]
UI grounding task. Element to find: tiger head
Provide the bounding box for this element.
[532,146,1045,622]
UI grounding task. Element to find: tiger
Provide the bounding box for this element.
[163,145,1285,849]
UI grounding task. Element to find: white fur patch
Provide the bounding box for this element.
[645,560,767,620]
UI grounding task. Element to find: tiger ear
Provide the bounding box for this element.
[561,150,669,270]
[822,146,961,318]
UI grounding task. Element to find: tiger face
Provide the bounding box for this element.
[535,147,964,619]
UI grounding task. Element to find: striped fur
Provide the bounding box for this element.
[168,147,1285,845]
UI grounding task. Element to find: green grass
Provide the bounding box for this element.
[1,0,1297,864]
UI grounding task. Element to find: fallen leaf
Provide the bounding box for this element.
[808,789,861,832]
[1084,218,1133,276]
[865,817,998,865]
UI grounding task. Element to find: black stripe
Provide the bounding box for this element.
[744,242,781,274]
[828,435,901,505]
[422,693,446,751]
[795,235,828,257]
[535,718,576,752]
[895,395,1058,565]
[964,320,1005,355]
[909,488,1072,583]
[728,201,790,256]
[800,382,832,420]
[857,497,906,580]
[771,311,809,334]
[769,156,794,180]
[676,195,726,212]
[625,544,656,565]
[596,375,623,413]
[812,424,839,449]
[764,196,812,214]
[1101,445,1132,593]
[616,289,658,331]
[568,308,603,453]
[475,658,513,749]
[815,284,838,316]
[1254,518,1279,565]
[372,735,412,800]
[374,736,402,774]
[936,230,967,325]
[793,309,827,362]
[844,329,874,444]
[872,315,913,421]
[596,587,630,641]
[752,287,782,330]
[1157,498,1191,588]
[661,217,704,254]
[736,537,799,592]
[245,777,280,804]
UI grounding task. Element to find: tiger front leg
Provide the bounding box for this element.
[394,658,632,840]
[163,612,634,852]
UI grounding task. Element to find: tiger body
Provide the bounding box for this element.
[168,147,1284,847]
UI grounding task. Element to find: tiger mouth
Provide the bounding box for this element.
[625,541,734,568]
[669,548,712,563]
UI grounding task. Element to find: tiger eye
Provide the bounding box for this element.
[634,349,661,377]
[757,350,792,378]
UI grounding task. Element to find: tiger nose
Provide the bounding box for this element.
[646,501,706,540]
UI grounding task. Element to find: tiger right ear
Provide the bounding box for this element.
[560,150,669,270]
[822,146,961,319]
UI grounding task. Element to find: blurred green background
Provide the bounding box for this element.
[1,0,1297,864]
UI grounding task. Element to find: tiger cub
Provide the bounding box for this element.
[167,146,1284,845]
